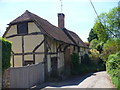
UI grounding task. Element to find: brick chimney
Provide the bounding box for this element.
[58,13,65,29]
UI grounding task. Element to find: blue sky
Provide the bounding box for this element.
[0,0,119,42]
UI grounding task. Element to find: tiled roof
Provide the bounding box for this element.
[8,10,85,47]
[62,28,85,47]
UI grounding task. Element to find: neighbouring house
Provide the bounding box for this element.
[3,10,88,80]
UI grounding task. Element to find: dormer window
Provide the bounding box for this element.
[17,22,28,34]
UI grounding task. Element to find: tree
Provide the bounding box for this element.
[96,42,104,54]
[101,38,120,61]
[93,21,108,42]
[93,7,120,40]
[88,29,98,42]
[106,7,120,38]
[89,39,99,49]
[88,7,120,53]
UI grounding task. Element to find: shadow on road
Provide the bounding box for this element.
[32,72,97,89]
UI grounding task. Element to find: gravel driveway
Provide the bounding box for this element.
[34,71,116,89]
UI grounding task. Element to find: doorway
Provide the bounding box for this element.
[51,57,58,78]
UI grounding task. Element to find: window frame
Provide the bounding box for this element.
[17,22,28,35]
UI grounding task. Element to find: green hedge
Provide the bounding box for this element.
[71,53,105,75]
[0,38,12,72]
[106,52,120,89]
[71,53,80,75]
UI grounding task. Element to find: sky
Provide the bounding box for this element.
[0,0,119,42]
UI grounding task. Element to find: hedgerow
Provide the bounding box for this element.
[0,37,12,72]
[71,53,105,75]
[106,52,120,89]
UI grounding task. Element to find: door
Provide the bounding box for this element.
[51,57,58,77]
[64,47,71,76]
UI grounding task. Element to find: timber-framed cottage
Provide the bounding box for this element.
[3,10,88,80]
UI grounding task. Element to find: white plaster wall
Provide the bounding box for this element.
[24,55,33,60]
[5,25,17,37]
[28,22,41,33]
[35,54,44,64]
[24,35,44,53]
[8,36,22,53]
[58,52,64,69]
[14,56,22,67]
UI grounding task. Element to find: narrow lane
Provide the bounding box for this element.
[66,71,115,88]
[35,71,116,89]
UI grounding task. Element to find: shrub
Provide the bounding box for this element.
[71,53,80,75]
[71,52,105,75]
[106,52,120,89]
[102,38,120,62]
[89,49,99,61]
[0,38,12,72]
[81,54,90,64]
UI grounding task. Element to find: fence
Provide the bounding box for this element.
[8,62,44,88]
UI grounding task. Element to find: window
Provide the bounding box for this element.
[17,22,28,34]
[24,61,33,66]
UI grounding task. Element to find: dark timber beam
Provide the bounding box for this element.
[13,52,45,55]
[33,39,45,52]
[6,32,44,39]
[11,51,14,67]
[22,36,25,66]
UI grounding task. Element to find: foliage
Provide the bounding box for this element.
[93,20,108,42]
[106,7,120,38]
[81,54,90,64]
[0,37,12,72]
[71,53,105,75]
[88,7,120,45]
[89,49,99,61]
[88,29,98,43]
[87,6,120,89]
[71,53,80,75]
[89,49,105,71]
[96,42,104,54]
[89,39,104,54]
[106,52,120,89]
[89,39,99,49]
[71,53,79,67]
[101,38,120,62]
[93,7,120,39]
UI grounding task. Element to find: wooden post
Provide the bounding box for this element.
[22,36,24,66]
[12,54,14,67]
[44,36,48,81]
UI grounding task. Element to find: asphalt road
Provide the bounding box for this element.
[34,71,116,89]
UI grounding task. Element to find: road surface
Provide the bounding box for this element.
[33,71,116,89]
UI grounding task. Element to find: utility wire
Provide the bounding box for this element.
[90,0,101,23]
[89,0,117,38]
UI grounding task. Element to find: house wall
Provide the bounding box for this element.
[4,22,45,67]
[7,36,22,53]
[46,38,65,75]
[47,38,57,72]
[28,22,40,33]
[5,25,17,37]
[7,36,22,67]
[24,35,44,63]
[58,52,64,69]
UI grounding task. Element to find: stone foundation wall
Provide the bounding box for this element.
[3,69,10,88]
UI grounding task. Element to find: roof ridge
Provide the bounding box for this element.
[9,10,34,25]
[7,10,86,46]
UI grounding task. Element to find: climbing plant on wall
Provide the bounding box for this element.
[0,37,12,72]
